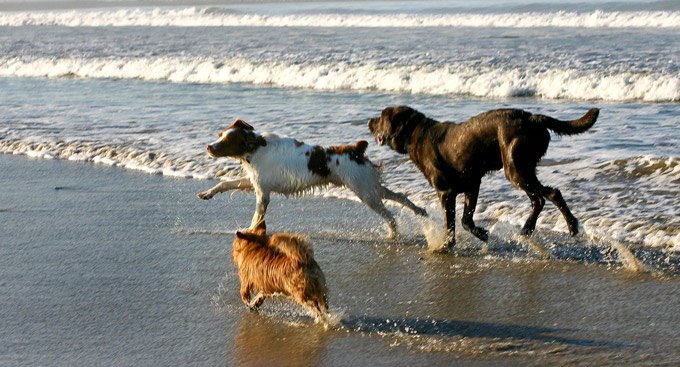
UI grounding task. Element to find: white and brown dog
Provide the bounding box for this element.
[198,119,426,238]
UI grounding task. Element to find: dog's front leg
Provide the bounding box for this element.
[240,283,253,309]
[438,190,457,249]
[249,292,266,309]
[462,185,489,242]
[197,177,252,200]
[250,189,270,228]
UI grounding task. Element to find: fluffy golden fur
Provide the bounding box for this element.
[232,221,329,323]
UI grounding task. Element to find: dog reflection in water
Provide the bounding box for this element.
[232,221,331,326]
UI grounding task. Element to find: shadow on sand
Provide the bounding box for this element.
[341,315,632,349]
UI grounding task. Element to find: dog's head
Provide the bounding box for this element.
[207,119,267,158]
[368,106,426,154]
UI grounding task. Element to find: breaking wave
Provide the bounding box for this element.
[1,57,678,102]
[0,139,217,179]
[597,156,680,183]
[0,7,679,28]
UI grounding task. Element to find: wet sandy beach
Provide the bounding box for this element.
[1,154,678,366]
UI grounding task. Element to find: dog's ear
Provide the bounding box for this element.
[236,231,262,242]
[389,106,424,153]
[389,106,418,128]
[244,132,267,150]
[230,119,255,130]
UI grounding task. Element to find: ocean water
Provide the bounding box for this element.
[0,0,678,257]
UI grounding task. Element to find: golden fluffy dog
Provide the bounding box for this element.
[232,221,329,323]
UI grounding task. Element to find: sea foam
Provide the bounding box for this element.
[1,8,679,28]
[1,57,678,102]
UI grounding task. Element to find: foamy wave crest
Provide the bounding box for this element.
[597,156,680,183]
[0,7,679,28]
[1,57,678,102]
[0,139,217,179]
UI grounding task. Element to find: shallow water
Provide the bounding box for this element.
[1,154,678,366]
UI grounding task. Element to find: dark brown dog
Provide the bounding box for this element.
[232,221,330,324]
[368,106,599,249]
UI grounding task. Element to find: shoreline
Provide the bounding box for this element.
[2,151,678,274]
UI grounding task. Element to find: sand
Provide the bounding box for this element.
[1,154,678,366]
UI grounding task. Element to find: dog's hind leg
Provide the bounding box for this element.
[520,192,545,236]
[380,186,428,217]
[542,186,579,236]
[461,182,489,242]
[348,183,398,239]
[502,138,548,237]
[508,174,546,237]
[365,197,398,240]
[503,140,578,236]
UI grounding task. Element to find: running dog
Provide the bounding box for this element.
[368,106,599,249]
[232,221,329,324]
[198,119,427,238]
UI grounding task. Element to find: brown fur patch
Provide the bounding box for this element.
[326,140,368,165]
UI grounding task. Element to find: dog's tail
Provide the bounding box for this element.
[532,108,599,136]
[269,233,314,264]
[354,140,368,156]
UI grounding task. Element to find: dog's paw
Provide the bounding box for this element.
[463,223,489,242]
[473,227,489,242]
[519,225,535,237]
[568,218,580,236]
[197,191,214,200]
